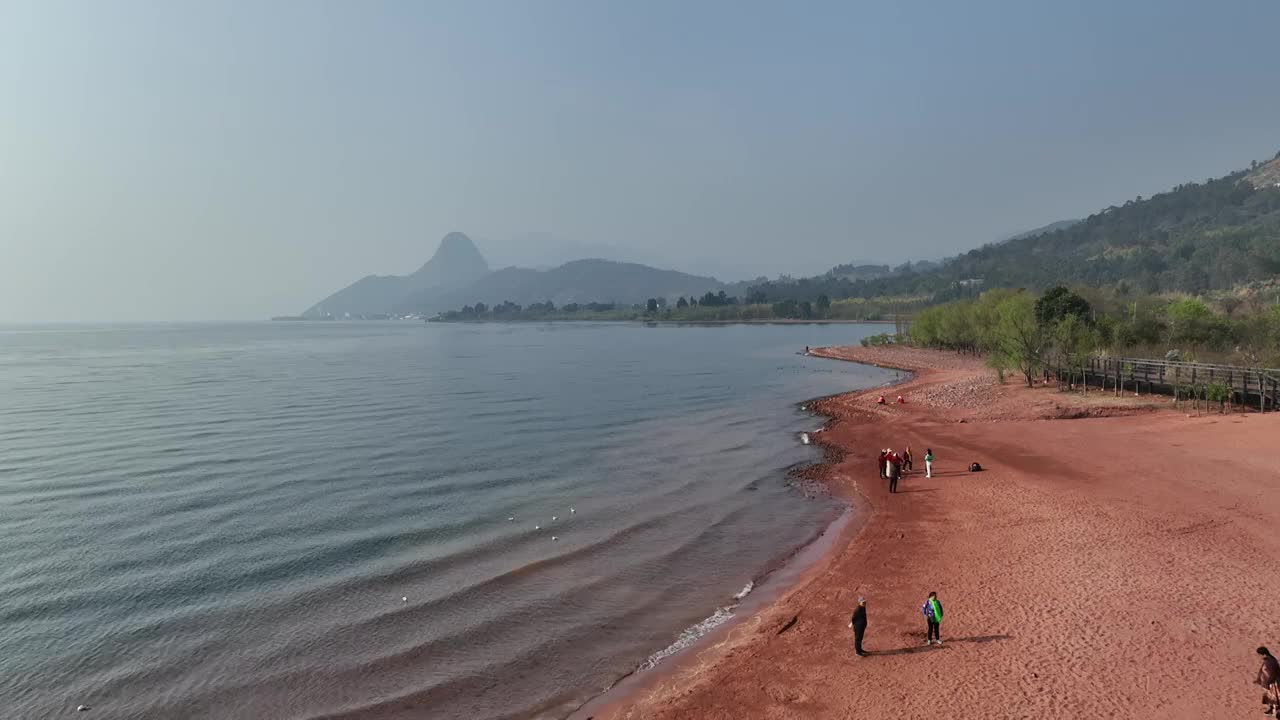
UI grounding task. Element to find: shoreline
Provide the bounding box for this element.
[426,318,901,326]
[565,505,867,720]
[566,352,913,719]
[588,345,1280,718]
[565,364,906,720]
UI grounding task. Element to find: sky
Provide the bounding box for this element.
[2,0,1279,322]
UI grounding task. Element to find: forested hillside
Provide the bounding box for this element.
[751,153,1280,304]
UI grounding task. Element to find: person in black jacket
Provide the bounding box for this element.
[1259,646,1280,716]
[848,597,868,656]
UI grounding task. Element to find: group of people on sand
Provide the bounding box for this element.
[847,592,944,658]
[849,447,941,655]
[878,447,933,492]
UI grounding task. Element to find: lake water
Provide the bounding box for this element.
[0,322,894,719]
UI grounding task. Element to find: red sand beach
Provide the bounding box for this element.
[589,346,1280,719]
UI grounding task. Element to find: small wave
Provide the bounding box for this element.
[733,581,754,600]
[639,605,735,671]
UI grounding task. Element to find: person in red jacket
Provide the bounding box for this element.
[887,451,902,493]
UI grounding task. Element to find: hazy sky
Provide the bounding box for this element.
[3,0,1279,321]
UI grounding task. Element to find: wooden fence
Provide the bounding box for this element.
[1077,356,1279,412]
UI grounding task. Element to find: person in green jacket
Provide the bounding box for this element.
[921,591,943,645]
[924,448,934,478]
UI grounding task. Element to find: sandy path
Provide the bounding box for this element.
[593,347,1280,719]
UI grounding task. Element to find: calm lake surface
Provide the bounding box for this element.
[0,322,894,719]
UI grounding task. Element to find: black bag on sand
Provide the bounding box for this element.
[969,462,982,472]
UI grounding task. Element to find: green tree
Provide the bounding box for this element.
[992,294,1045,387]
[1053,314,1099,393]
[1165,297,1213,346]
[772,299,799,318]
[676,296,689,309]
[1035,286,1092,328]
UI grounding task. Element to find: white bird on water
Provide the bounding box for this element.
[507,516,515,522]
[535,525,541,530]
[401,596,407,603]
[552,536,559,541]
[570,508,576,514]
[551,515,558,521]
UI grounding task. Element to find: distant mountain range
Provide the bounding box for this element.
[304,232,490,318]
[302,233,724,318]
[300,151,1280,318]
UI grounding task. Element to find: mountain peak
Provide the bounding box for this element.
[418,232,488,275]
[302,231,490,317]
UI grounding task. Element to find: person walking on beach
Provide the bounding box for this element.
[849,597,868,656]
[925,448,934,478]
[903,446,913,472]
[1258,646,1280,715]
[887,452,901,493]
[921,591,944,645]
[879,449,889,479]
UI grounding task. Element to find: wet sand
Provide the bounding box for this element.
[590,346,1280,719]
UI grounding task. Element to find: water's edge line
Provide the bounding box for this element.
[563,353,914,720]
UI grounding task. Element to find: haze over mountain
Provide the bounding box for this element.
[479,233,804,282]
[303,232,488,318]
[4,4,1280,322]
[405,259,722,312]
[478,233,674,272]
[998,219,1080,244]
[304,232,725,317]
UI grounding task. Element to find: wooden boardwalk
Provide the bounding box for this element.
[1079,356,1279,411]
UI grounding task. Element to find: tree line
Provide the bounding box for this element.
[907,285,1280,386]
[432,292,929,323]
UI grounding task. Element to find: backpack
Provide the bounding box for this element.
[969,462,982,472]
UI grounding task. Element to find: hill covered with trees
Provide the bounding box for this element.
[747,152,1280,305]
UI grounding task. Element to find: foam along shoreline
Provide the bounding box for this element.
[567,506,862,720]
[569,354,911,720]
[588,344,1280,719]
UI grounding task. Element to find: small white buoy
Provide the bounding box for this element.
[77,706,90,713]
[551,516,558,521]
[401,596,407,603]
[507,516,515,522]
[552,536,559,541]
